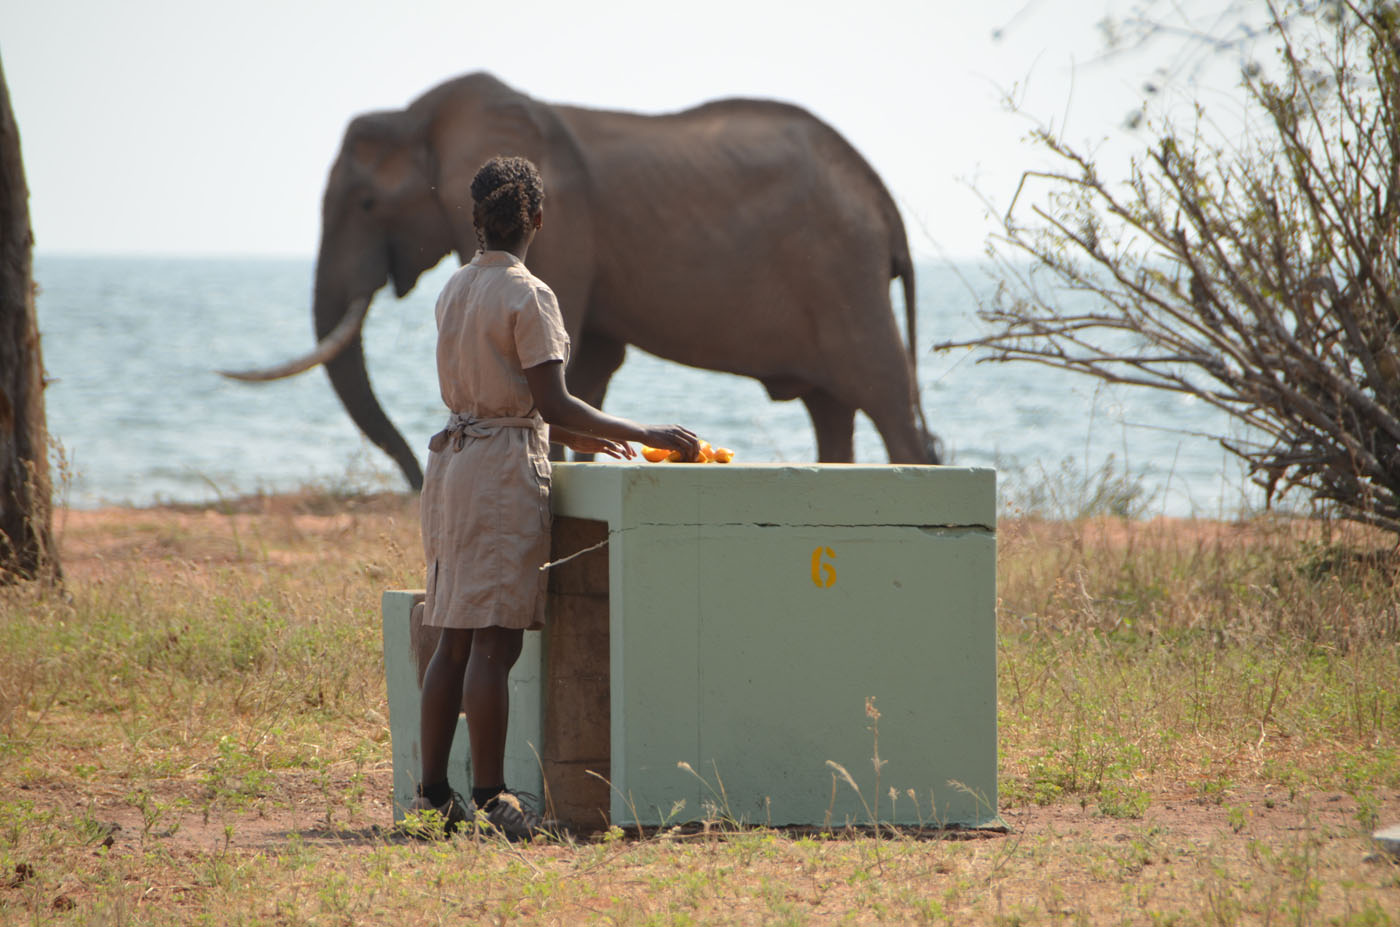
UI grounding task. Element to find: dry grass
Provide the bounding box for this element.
[1,489,1397,924]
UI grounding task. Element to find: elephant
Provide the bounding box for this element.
[226,72,938,489]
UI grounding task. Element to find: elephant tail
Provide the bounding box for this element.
[894,250,917,378]
[893,249,932,445]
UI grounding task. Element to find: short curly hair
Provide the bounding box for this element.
[470,156,545,249]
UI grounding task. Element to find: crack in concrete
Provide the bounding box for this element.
[546,521,995,568]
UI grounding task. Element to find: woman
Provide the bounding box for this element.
[410,155,698,839]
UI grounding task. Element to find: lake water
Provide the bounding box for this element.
[33,255,1262,516]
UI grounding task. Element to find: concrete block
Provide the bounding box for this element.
[547,516,609,596]
[542,674,609,762]
[383,464,998,831]
[408,599,435,687]
[1376,824,1400,858]
[544,593,610,655]
[552,463,999,829]
[540,759,611,833]
[551,463,996,530]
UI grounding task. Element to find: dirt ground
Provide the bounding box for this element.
[40,501,1400,861]
[11,499,1397,922]
[18,759,1398,858]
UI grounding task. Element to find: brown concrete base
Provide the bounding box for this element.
[542,516,611,832]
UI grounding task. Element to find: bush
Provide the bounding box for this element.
[948,1,1400,532]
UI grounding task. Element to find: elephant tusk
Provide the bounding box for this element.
[218,296,372,382]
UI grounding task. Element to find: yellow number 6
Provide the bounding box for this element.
[811,546,836,588]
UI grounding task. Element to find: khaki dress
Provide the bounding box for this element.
[419,251,570,630]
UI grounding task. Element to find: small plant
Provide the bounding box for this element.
[202,735,273,810]
[124,788,184,845]
[676,760,735,828]
[1199,777,1234,806]
[998,453,1157,521]
[1098,781,1151,820]
[824,696,891,839]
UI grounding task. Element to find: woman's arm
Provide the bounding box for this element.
[524,360,700,457]
[549,425,634,459]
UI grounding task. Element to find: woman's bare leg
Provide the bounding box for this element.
[463,626,524,789]
[418,627,474,789]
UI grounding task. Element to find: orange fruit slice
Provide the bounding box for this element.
[642,441,729,463]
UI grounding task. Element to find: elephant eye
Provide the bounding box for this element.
[360,196,375,212]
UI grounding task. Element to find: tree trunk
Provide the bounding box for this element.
[0,54,59,584]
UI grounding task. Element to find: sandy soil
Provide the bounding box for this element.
[16,762,1397,860]
[16,499,1400,918]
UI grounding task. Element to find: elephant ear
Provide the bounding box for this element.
[343,113,455,297]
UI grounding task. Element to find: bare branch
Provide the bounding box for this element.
[961,1,1400,531]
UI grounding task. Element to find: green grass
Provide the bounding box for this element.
[1,488,1397,924]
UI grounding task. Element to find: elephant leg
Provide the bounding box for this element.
[569,329,627,409]
[843,359,936,464]
[560,329,627,461]
[865,397,934,464]
[801,388,856,462]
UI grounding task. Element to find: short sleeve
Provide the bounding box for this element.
[514,280,571,369]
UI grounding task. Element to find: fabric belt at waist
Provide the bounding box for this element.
[428,412,542,453]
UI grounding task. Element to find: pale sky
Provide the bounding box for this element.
[4,0,1183,261]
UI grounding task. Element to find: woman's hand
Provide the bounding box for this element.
[525,361,701,460]
[553,429,636,459]
[641,425,702,462]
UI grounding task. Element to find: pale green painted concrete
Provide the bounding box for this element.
[381,590,420,820]
[555,463,998,828]
[1376,824,1400,858]
[551,463,995,529]
[383,463,998,828]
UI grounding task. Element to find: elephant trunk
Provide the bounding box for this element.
[313,269,424,491]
